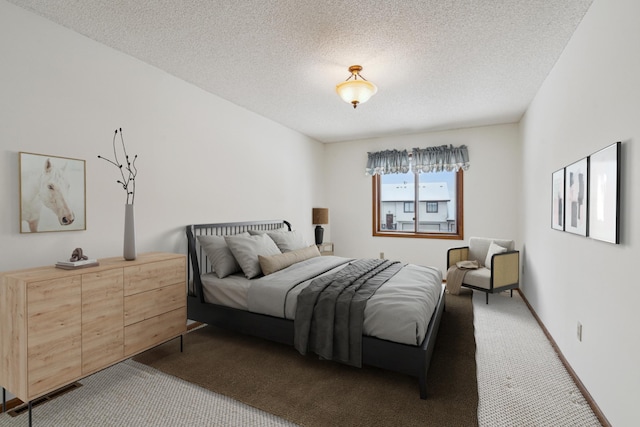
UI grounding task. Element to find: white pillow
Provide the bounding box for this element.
[485,241,507,269]
[225,233,282,279]
[259,245,321,275]
[197,233,248,279]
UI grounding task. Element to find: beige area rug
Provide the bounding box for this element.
[473,291,602,427]
[134,291,478,427]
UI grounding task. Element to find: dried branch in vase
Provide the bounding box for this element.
[98,128,138,205]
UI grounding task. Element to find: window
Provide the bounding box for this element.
[404,201,414,213]
[373,170,463,239]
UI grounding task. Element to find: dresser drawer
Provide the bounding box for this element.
[27,276,82,397]
[124,282,185,326]
[123,257,185,296]
[124,307,186,356]
[81,269,124,374]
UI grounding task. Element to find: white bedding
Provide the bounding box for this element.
[202,256,443,346]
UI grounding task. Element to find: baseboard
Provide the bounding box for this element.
[517,289,611,427]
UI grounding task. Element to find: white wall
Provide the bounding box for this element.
[520,0,639,425]
[3,0,634,424]
[325,124,521,273]
[0,0,324,275]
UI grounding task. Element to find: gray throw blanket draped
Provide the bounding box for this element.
[294,259,402,367]
[446,260,479,294]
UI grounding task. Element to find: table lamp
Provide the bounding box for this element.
[312,208,329,245]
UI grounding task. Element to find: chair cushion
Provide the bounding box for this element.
[462,267,492,289]
[469,237,514,267]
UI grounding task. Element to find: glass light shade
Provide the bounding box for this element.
[336,79,378,106]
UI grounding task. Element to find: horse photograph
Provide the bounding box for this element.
[20,152,86,233]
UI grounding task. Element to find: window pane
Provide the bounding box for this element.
[379,172,415,232]
[404,201,414,213]
[417,171,456,233]
[374,169,462,239]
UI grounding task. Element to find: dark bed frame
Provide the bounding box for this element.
[186,220,446,399]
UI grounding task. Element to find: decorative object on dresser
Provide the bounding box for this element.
[19,152,86,233]
[186,220,445,399]
[312,208,328,245]
[55,247,99,269]
[0,252,186,425]
[98,128,139,260]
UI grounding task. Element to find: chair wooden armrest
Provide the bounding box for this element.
[447,246,469,268]
[491,250,519,287]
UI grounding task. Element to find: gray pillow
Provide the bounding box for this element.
[225,233,281,279]
[248,228,308,252]
[197,233,249,278]
[266,230,308,252]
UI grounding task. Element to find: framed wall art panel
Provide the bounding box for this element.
[19,152,86,233]
[551,168,565,231]
[588,142,621,244]
[564,157,588,236]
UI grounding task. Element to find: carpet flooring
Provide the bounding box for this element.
[0,289,605,426]
[473,291,601,426]
[133,290,478,427]
[0,359,294,427]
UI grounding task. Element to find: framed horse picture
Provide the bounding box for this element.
[19,152,86,233]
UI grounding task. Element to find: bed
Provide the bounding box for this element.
[186,220,446,399]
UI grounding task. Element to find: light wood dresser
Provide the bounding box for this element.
[0,252,186,422]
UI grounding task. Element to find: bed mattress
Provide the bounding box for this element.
[201,255,443,346]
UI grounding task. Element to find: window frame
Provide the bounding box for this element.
[372,170,464,240]
[403,201,415,213]
[426,201,438,213]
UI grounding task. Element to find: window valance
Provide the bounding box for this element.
[365,145,469,176]
[365,149,410,176]
[411,145,470,173]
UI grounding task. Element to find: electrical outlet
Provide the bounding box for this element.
[379,252,384,259]
[577,322,582,342]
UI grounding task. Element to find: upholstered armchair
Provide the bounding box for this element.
[447,237,520,304]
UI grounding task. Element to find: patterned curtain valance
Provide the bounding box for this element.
[365,149,410,176]
[411,145,470,173]
[365,145,469,176]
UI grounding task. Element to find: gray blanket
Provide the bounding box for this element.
[294,259,402,367]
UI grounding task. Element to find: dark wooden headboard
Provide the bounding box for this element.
[185,220,291,301]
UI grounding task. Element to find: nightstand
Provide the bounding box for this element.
[317,242,334,256]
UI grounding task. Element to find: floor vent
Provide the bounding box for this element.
[8,382,83,417]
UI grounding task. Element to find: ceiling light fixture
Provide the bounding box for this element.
[335,65,377,109]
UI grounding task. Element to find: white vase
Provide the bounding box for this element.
[123,204,136,261]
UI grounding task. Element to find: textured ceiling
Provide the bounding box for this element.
[9,0,594,143]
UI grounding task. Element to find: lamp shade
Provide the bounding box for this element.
[312,208,329,225]
[336,79,378,107]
